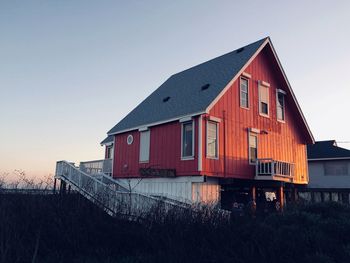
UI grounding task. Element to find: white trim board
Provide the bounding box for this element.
[205,38,270,112]
[308,157,350,161]
[108,111,205,136]
[101,141,113,146]
[198,115,203,171]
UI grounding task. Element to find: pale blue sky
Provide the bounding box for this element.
[1,1,349,179]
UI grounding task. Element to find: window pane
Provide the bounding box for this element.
[277,93,285,120]
[140,130,150,162]
[277,93,284,107]
[182,122,193,157]
[240,92,248,108]
[207,122,217,158]
[249,135,256,148]
[324,162,349,175]
[241,78,248,91]
[261,102,268,115]
[107,146,113,159]
[250,147,257,163]
[259,85,269,115]
[260,86,269,103]
[240,78,249,107]
[249,134,257,163]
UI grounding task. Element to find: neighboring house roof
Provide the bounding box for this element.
[307,140,350,160]
[105,37,314,144]
[100,135,114,146]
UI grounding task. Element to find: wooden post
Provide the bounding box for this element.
[60,181,67,195]
[279,185,284,211]
[53,178,57,194]
[251,186,256,202]
[59,180,63,194]
[250,185,257,216]
[293,188,298,202]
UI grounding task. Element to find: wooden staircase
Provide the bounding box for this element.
[55,161,191,220]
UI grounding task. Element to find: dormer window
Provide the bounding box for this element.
[277,89,286,121]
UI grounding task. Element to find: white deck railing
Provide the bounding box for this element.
[80,159,112,175]
[55,161,191,219]
[256,158,294,178]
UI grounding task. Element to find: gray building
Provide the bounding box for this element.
[304,140,350,203]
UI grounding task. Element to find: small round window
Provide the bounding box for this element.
[127,134,134,145]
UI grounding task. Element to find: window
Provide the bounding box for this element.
[277,90,285,121]
[207,121,218,158]
[139,130,150,163]
[106,146,113,159]
[182,121,194,158]
[259,83,269,116]
[127,134,134,145]
[249,133,258,164]
[324,162,349,176]
[240,77,249,108]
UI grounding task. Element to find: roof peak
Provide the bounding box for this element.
[171,37,269,78]
[107,37,268,135]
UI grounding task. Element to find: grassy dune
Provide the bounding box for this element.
[1,193,350,263]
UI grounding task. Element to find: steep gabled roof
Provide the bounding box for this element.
[107,38,267,135]
[308,140,350,160]
[105,37,314,144]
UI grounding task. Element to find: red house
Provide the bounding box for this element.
[101,37,314,209]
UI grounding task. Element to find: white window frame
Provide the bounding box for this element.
[181,120,195,160]
[276,89,286,122]
[139,130,150,163]
[106,145,114,159]
[258,81,270,117]
[240,77,249,109]
[206,121,219,159]
[248,132,258,165]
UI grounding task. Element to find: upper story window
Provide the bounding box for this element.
[207,121,218,159]
[249,132,258,164]
[277,90,286,121]
[259,82,270,116]
[181,121,194,159]
[139,130,150,163]
[240,77,249,108]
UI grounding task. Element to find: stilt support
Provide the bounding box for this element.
[53,178,57,194]
[251,186,256,202]
[278,185,284,212]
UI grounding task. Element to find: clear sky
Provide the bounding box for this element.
[1,0,349,180]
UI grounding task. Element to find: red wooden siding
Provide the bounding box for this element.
[113,118,199,178]
[112,44,309,184]
[201,45,308,184]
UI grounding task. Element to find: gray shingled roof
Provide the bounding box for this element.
[107,37,267,135]
[100,135,114,145]
[308,141,350,160]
